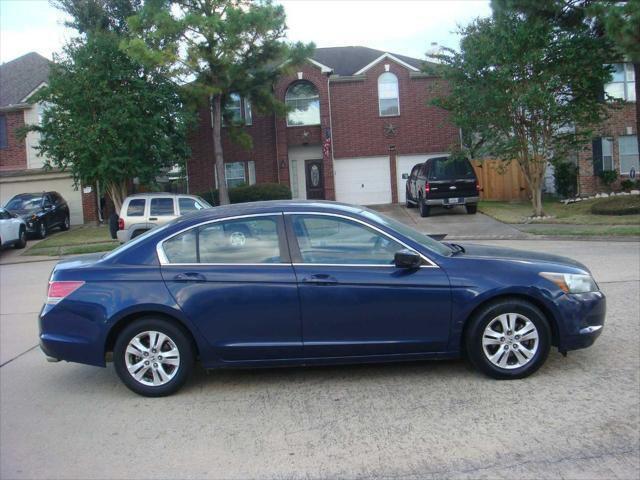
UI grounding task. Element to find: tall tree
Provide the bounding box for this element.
[430,12,613,216]
[23,0,192,213]
[493,0,640,152]
[124,0,314,204]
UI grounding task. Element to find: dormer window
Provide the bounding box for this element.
[605,63,635,102]
[378,72,399,116]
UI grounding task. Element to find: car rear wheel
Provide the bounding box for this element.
[466,204,478,214]
[14,228,27,249]
[419,197,430,217]
[38,222,47,239]
[113,317,195,397]
[465,299,551,380]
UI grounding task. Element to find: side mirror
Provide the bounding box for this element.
[394,249,421,269]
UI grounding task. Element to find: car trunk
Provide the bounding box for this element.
[428,158,477,200]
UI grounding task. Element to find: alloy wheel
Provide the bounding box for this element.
[124,331,181,386]
[482,313,539,370]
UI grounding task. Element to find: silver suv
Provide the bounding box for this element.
[116,193,211,243]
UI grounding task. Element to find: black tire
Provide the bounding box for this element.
[466,204,478,214]
[405,190,414,208]
[37,222,47,239]
[419,197,431,217]
[14,227,27,249]
[465,298,551,380]
[131,229,149,239]
[60,215,70,231]
[113,317,195,397]
[108,213,119,239]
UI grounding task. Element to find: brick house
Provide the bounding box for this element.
[0,52,99,223]
[187,46,460,205]
[577,62,638,195]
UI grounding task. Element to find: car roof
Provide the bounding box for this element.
[126,193,199,198]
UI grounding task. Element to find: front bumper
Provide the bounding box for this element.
[558,291,606,352]
[425,195,479,206]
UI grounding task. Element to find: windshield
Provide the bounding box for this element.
[359,208,453,257]
[5,194,42,210]
[429,157,475,180]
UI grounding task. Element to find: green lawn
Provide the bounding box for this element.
[25,225,118,256]
[478,197,640,225]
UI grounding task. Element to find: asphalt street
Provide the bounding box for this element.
[0,240,638,479]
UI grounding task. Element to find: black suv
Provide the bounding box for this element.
[405,156,480,217]
[4,191,71,238]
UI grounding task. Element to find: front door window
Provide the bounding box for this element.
[305,160,324,200]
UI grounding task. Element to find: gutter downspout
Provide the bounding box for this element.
[327,72,336,200]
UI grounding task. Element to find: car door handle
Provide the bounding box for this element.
[301,274,338,285]
[173,272,206,282]
[148,217,158,221]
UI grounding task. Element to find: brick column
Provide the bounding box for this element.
[389,146,398,204]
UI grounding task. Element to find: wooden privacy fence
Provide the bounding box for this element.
[472,159,529,201]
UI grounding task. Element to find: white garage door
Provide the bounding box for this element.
[396,153,449,203]
[0,172,84,225]
[334,156,391,206]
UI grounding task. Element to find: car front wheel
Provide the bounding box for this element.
[465,299,551,379]
[38,222,47,239]
[14,228,27,249]
[61,215,70,231]
[113,317,195,397]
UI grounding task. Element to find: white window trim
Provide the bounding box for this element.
[285,81,321,127]
[354,53,419,76]
[378,72,400,117]
[618,135,639,175]
[604,63,636,103]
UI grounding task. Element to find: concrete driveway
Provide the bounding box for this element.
[372,204,528,240]
[1,241,639,479]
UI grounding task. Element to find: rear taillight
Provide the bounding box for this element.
[47,281,85,304]
[425,182,430,194]
[118,217,124,230]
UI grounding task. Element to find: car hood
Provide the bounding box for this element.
[11,208,40,218]
[458,243,589,271]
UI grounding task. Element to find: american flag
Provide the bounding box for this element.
[322,136,331,158]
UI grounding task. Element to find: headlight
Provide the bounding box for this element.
[540,272,598,294]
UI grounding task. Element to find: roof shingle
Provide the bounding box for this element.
[311,46,429,76]
[0,52,51,108]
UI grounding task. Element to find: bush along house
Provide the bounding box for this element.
[578,62,638,195]
[187,46,459,205]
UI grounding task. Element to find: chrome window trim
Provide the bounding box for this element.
[156,213,286,266]
[284,211,439,268]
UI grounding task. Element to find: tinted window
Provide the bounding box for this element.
[429,158,475,180]
[5,194,42,210]
[0,209,10,220]
[178,198,205,214]
[291,215,403,265]
[0,115,7,149]
[163,229,198,263]
[199,217,281,263]
[43,195,52,207]
[127,199,146,217]
[150,198,175,216]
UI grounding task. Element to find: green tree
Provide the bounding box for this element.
[430,12,612,216]
[23,0,192,212]
[124,0,314,205]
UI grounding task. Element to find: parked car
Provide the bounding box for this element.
[4,192,70,238]
[0,207,27,250]
[406,156,481,217]
[115,193,212,243]
[40,200,605,397]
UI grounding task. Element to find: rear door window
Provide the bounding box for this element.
[126,199,146,217]
[150,198,175,216]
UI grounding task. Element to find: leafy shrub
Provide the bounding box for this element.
[621,179,635,191]
[598,170,618,191]
[553,162,578,198]
[198,183,291,206]
[591,195,640,215]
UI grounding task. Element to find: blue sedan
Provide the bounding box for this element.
[40,201,605,396]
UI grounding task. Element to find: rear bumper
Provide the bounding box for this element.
[425,196,479,206]
[116,230,129,243]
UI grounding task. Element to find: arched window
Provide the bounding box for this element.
[285,81,320,126]
[378,72,399,116]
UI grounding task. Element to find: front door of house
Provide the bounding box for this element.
[305,160,324,200]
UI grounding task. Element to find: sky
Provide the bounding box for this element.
[0,0,492,64]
